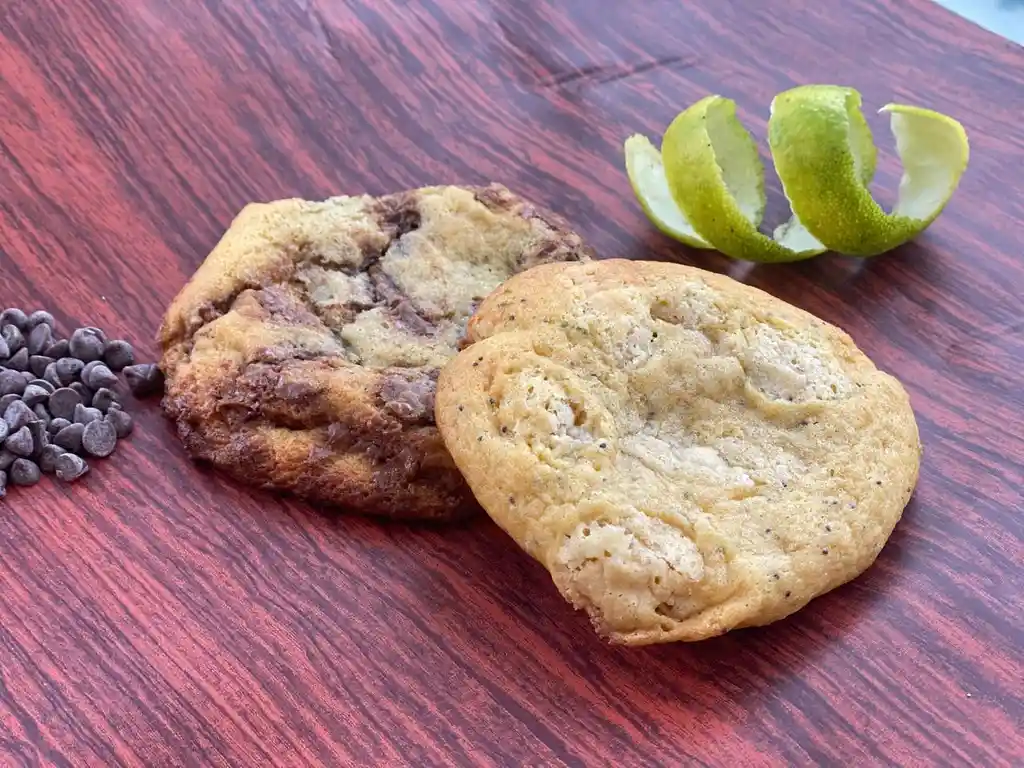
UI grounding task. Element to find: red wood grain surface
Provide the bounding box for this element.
[1,0,1022,765]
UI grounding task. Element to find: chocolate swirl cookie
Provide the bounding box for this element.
[159,184,592,520]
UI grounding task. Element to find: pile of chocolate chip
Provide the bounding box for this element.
[0,307,164,497]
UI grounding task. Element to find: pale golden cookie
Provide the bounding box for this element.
[159,184,591,520]
[436,259,921,641]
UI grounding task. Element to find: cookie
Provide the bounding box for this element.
[436,259,921,642]
[159,184,592,520]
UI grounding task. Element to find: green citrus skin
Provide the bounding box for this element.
[624,134,711,249]
[624,85,969,263]
[770,86,969,257]
[661,95,824,263]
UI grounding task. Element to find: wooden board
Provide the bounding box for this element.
[0,0,1021,764]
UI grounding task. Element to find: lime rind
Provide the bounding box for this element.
[660,95,826,263]
[883,103,970,223]
[770,88,969,256]
[624,134,712,248]
[625,86,968,262]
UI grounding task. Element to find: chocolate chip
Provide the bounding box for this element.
[91,388,120,413]
[0,309,137,483]
[69,382,93,406]
[21,384,50,408]
[55,452,89,482]
[55,357,84,386]
[105,407,133,438]
[73,404,102,425]
[29,354,54,378]
[44,338,69,358]
[43,362,62,389]
[48,417,70,435]
[80,360,101,382]
[5,426,34,457]
[2,325,24,354]
[32,404,50,429]
[103,340,134,371]
[6,347,29,372]
[39,444,66,473]
[82,419,117,457]
[10,458,40,486]
[4,400,34,431]
[48,388,82,420]
[27,323,52,356]
[0,309,28,331]
[0,371,26,397]
[69,328,105,362]
[27,311,55,329]
[123,364,164,397]
[27,379,54,395]
[82,361,118,390]
[54,423,85,453]
[26,420,47,456]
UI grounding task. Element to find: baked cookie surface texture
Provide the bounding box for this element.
[436,259,921,642]
[160,184,592,520]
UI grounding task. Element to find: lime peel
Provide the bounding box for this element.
[624,134,712,249]
[625,85,969,262]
